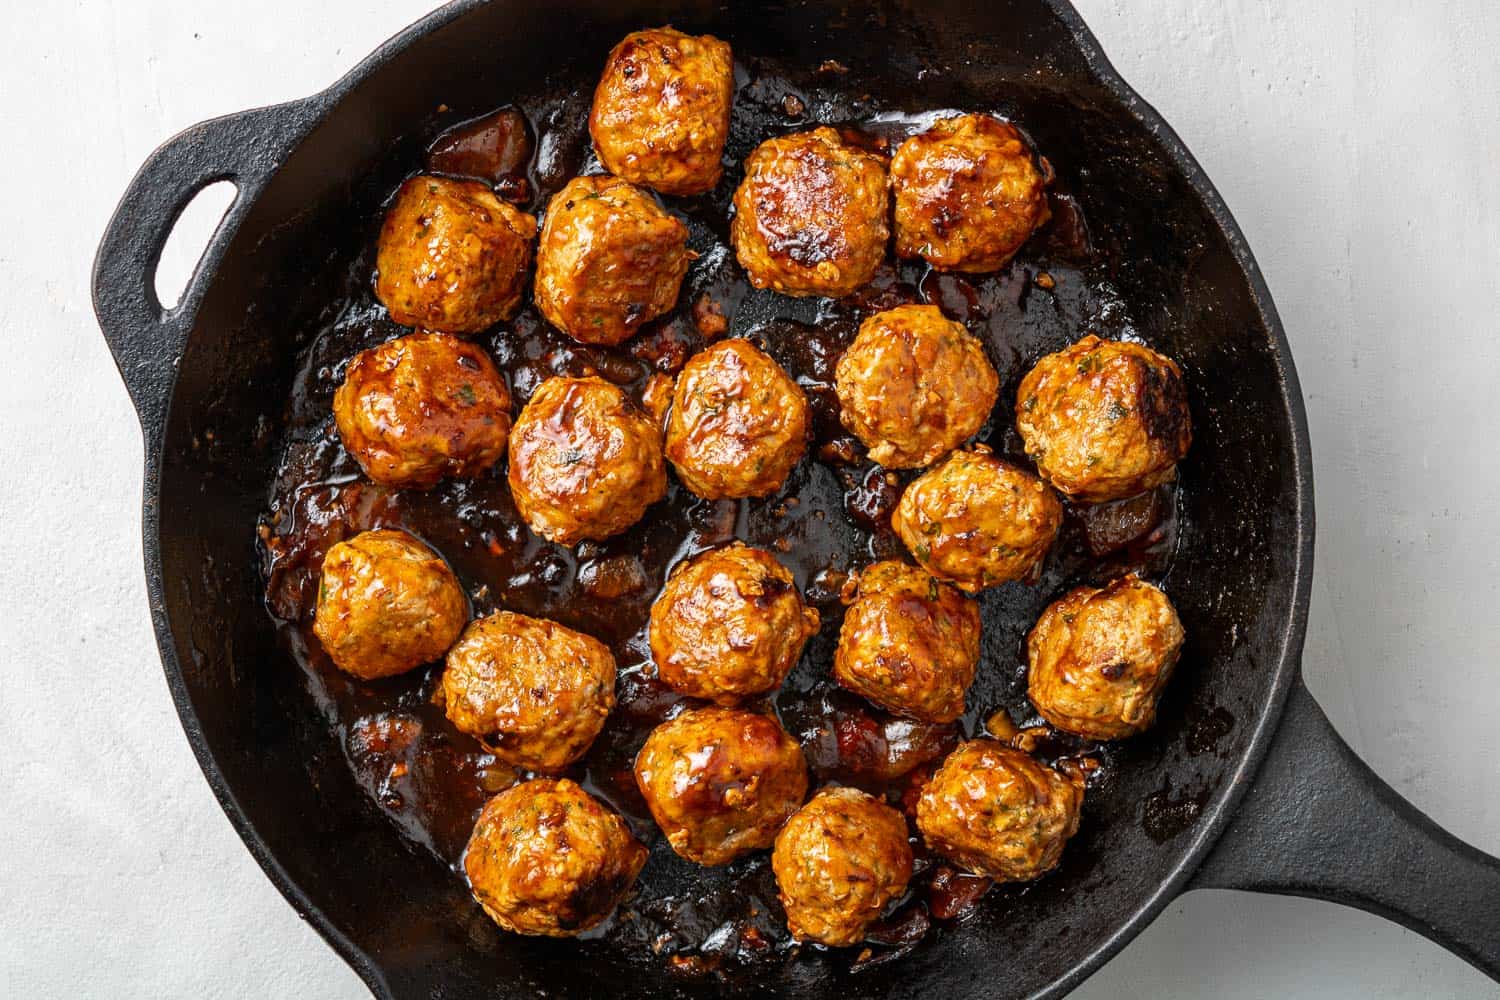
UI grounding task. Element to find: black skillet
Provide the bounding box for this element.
[92,1,1500,996]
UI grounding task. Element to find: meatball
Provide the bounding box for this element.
[730,128,889,298]
[634,707,808,865]
[664,339,810,499]
[313,529,467,679]
[834,305,999,469]
[890,114,1051,273]
[332,331,512,489]
[916,740,1084,882]
[833,561,981,723]
[533,175,693,346]
[771,786,914,947]
[1015,335,1192,502]
[442,611,616,772]
[507,376,667,545]
[891,448,1063,591]
[649,542,821,704]
[375,176,536,334]
[464,778,647,937]
[1027,575,1185,740]
[589,27,734,196]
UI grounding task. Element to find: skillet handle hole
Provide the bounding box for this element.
[154,179,237,311]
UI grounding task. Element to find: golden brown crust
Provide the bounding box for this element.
[1015,335,1192,502]
[590,27,734,196]
[375,176,536,334]
[730,128,889,298]
[834,305,999,469]
[915,740,1084,881]
[833,561,981,723]
[313,529,468,680]
[634,706,808,865]
[464,778,647,937]
[664,339,810,499]
[1027,575,1184,739]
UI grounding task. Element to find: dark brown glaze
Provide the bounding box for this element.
[427,108,534,194]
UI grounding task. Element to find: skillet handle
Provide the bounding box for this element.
[91,101,316,440]
[1189,676,1500,980]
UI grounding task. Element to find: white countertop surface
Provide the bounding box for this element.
[3,1,1497,996]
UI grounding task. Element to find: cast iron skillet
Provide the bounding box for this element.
[93,1,1500,996]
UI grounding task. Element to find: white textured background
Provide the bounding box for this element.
[2,1,1497,996]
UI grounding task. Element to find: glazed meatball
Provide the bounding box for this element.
[507,376,667,545]
[649,542,821,704]
[664,339,810,499]
[731,128,889,298]
[833,560,981,723]
[313,529,467,680]
[890,114,1051,273]
[1015,335,1192,501]
[464,778,647,937]
[634,707,808,865]
[916,740,1084,882]
[375,176,536,334]
[891,448,1063,591]
[1027,575,1185,739]
[442,611,616,772]
[332,331,512,489]
[771,786,914,947]
[590,27,734,196]
[834,305,999,469]
[533,174,693,346]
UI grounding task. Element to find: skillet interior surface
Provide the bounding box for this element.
[153,1,1307,996]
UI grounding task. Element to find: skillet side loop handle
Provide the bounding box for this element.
[1190,677,1500,981]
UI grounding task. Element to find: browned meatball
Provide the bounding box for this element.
[833,561,981,723]
[589,27,734,196]
[1015,335,1192,501]
[771,786,913,947]
[834,305,999,469]
[731,128,889,298]
[649,542,821,704]
[442,611,616,772]
[1027,575,1185,739]
[890,114,1051,273]
[664,339,810,499]
[313,529,467,680]
[464,778,647,937]
[507,376,667,545]
[332,331,512,489]
[891,448,1063,591]
[634,707,808,865]
[533,175,693,346]
[375,176,536,334]
[916,740,1084,882]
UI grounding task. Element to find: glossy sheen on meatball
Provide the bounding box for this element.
[533,174,693,346]
[507,376,667,545]
[1027,575,1185,739]
[649,542,821,704]
[634,707,808,865]
[333,331,512,489]
[1015,335,1192,502]
[771,786,914,947]
[313,529,467,680]
[833,560,981,723]
[834,305,999,469]
[890,114,1051,273]
[375,176,537,334]
[892,448,1063,591]
[916,740,1084,882]
[464,778,647,937]
[442,611,616,771]
[664,339,810,499]
[589,27,734,196]
[730,128,890,298]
